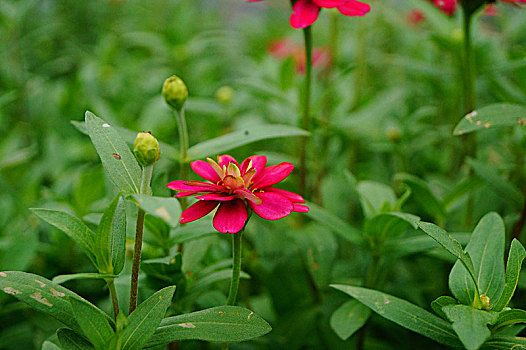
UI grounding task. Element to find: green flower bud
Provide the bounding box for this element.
[480,294,491,310]
[386,126,402,143]
[162,75,188,111]
[215,86,234,105]
[134,132,160,167]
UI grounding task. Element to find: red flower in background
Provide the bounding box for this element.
[407,10,425,25]
[168,155,309,234]
[268,39,332,73]
[433,0,458,15]
[248,0,370,29]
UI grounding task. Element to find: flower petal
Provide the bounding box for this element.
[223,175,245,190]
[167,180,223,192]
[234,188,262,205]
[174,191,198,197]
[313,0,346,8]
[180,200,218,224]
[240,155,267,175]
[213,199,247,234]
[249,192,293,220]
[191,160,221,183]
[263,187,305,203]
[290,0,320,29]
[196,194,236,201]
[293,203,310,213]
[217,155,239,168]
[337,0,370,16]
[252,163,294,189]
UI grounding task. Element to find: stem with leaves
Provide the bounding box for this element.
[298,25,313,196]
[129,164,153,314]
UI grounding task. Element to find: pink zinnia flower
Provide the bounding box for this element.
[248,0,370,29]
[433,0,458,16]
[167,155,309,234]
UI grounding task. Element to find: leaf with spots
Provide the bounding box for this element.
[187,124,309,161]
[85,111,141,195]
[128,194,182,228]
[145,306,272,346]
[453,103,526,135]
[121,286,175,350]
[331,285,462,348]
[0,271,113,334]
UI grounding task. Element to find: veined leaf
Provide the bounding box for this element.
[110,197,127,275]
[70,298,114,350]
[330,299,371,340]
[129,195,182,228]
[30,209,97,267]
[331,285,462,348]
[418,221,480,299]
[85,111,141,195]
[187,124,309,161]
[430,296,456,320]
[95,194,122,274]
[53,273,118,285]
[146,306,271,346]
[443,304,498,350]
[492,309,526,331]
[449,213,505,307]
[482,335,526,350]
[121,286,175,350]
[57,328,95,350]
[493,239,526,311]
[453,103,526,135]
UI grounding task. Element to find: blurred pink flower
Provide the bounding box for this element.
[268,39,332,73]
[248,0,370,29]
[433,0,458,16]
[484,3,498,15]
[407,10,425,25]
[167,155,309,234]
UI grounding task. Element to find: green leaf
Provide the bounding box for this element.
[493,309,526,331]
[69,298,114,350]
[394,173,446,223]
[188,269,250,296]
[493,239,526,311]
[331,285,462,347]
[85,111,141,194]
[30,209,97,267]
[0,272,111,333]
[129,195,182,228]
[330,299,371,340]
[467,158,523,210]
[187,124,309,161]
[305,201,363,246]
[443,304,498,350]
[146,306,271,346]
[356,181,397,218]
[431,296,457,320]
[385,233,471,258]
[121,286,175,350]
[482,335,526,350]
[53,273,118,285]
[449,212,505,307]
[57,328,94,350]
[95,194,122,274]
[418,221,480,297]
[453,103,526,135]
[110,197,127,275]
[364,212,420,242]
[171,221,216,244]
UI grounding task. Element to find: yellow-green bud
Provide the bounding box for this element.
[162,75,188,111]
[386,126,402,142]
[215,86,234,105]
[134,132,160,167]
[480,294,491,310]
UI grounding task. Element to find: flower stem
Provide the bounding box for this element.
[226,229,243,306]
[129,165,153,314]
[174,108,189,209]
[461,7,477,228]
[106,279,120,320]
[298,25,313,197]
